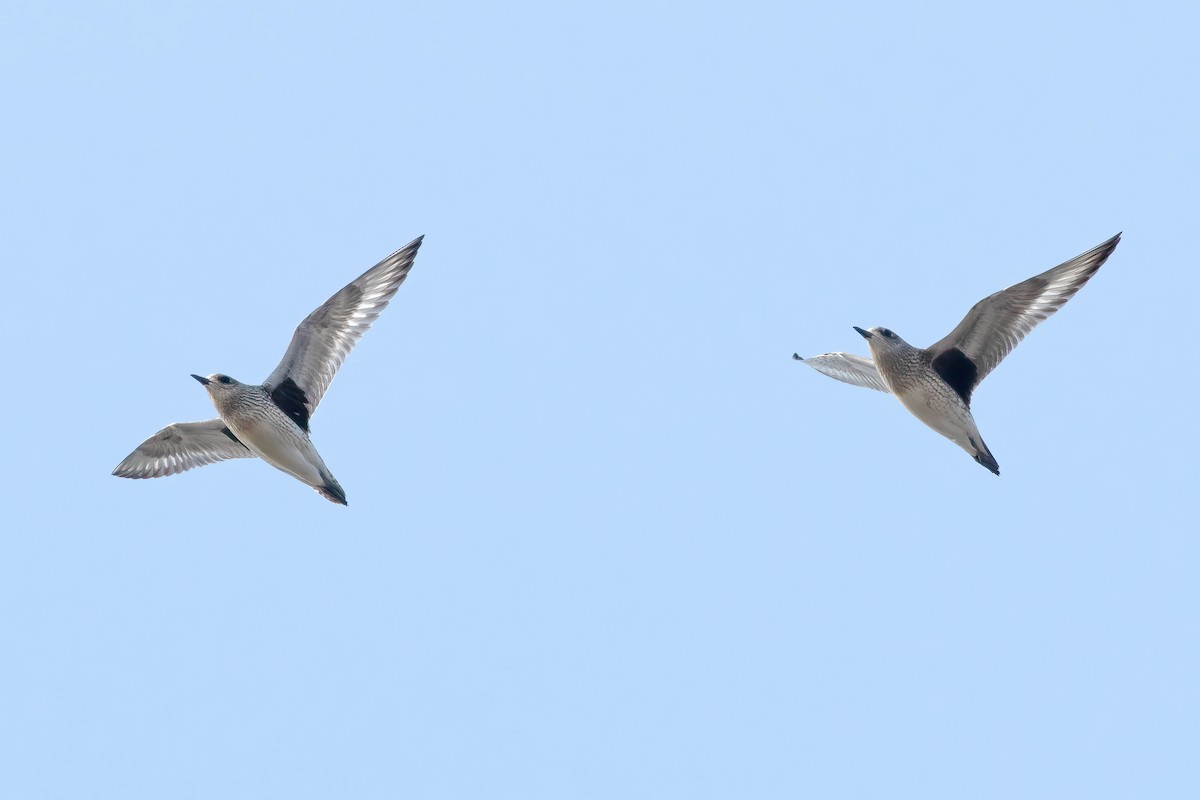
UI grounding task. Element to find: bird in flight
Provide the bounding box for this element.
[113,236,424,504]
[793,233,1121,475]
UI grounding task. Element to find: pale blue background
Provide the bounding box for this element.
[1,1,1196,797]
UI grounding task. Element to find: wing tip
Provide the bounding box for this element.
[112,463,148,479]
[112,456,137,478]
[1082,231,1122,271]
[1091,231,1122,257]
[378,234,425,273]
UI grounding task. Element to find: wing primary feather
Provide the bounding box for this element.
[928,233,1120,391]
[113,419,255,479]
[263,235,424,421]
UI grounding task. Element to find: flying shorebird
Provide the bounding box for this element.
[793,233,1121,475]
[113,236,424,504]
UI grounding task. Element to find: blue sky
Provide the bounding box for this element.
[2,1,1197,797]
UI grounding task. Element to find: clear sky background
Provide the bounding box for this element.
[1,2,1197,797]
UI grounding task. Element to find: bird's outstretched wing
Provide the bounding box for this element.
[262,236,423,432]
[928,233,1121,396]
[113,419,254,478]
[793,352,891,393]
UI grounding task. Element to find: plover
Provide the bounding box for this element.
[113,236,424,504]
[794,233,1121,475]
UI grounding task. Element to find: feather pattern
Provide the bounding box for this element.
[263,236,423,422]
[113,419,252,478]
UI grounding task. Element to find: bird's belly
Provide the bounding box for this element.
[892,385,974,445]
[228,416,326,485]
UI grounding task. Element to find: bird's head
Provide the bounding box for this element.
[191,373,241,396]
[853,326,912,357]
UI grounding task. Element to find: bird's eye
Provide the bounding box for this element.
[217,375,232,385]
[882,329,895,339]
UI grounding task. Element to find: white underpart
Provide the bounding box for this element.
[227,414,331,489]
[890,382,982,454]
